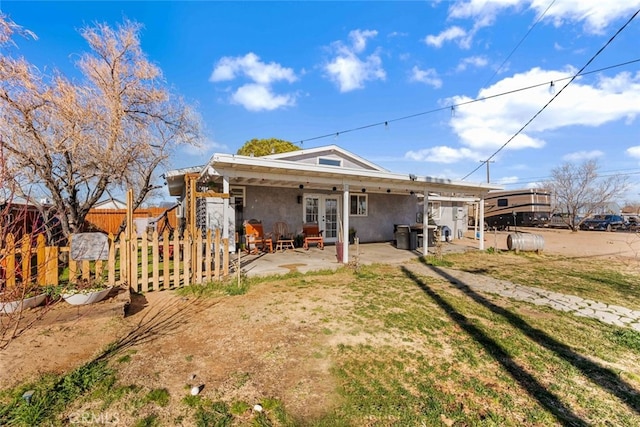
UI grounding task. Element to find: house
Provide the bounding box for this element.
[165,145,501,262]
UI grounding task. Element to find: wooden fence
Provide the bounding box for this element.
[0,229,231,292]
[84,207,178,236]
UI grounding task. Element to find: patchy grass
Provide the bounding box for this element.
[2,257,639,425]
[440,250,640,310]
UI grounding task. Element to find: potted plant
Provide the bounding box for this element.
[62,278,113,305]
[0,284,47,314]
[348,227,357,244]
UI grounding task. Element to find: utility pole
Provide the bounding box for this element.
[479,160,495,183]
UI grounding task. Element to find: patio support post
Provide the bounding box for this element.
[222,175,230,248]
[342,184,349,263]
[423,190,429,256]
[478,194,485,250]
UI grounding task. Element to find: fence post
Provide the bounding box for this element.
[162,229,170,290]
[20,235,32,285]
[141,235,149,292]
[214,229,220,280]
[5,233,16,288]
[205,229,212,283]
[36,234,46,286]
[183,230,191,287]
[151,229,159,290]
[108,233,116,286]
[223,238,229,277]
[195,230,203,284]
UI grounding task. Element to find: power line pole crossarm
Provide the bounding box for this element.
[480,160,496,184]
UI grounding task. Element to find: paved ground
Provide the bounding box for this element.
[406,264,640,332]
[239,233,640,331]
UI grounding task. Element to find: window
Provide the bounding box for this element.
[318,157,341,167]
[350,194,367,216]
[305,197,319,223]
[497,198,508,207]
[429,201,441,220]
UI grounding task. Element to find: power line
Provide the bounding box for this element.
[293,57,640,146]
[460,7,640,181]
[483,0,556,87]
[497,168,640,188]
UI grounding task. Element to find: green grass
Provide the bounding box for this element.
[2,256,640,426]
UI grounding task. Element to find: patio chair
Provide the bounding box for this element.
[273,221,295,251]
[302,222,324,250]
[243,219,273,254]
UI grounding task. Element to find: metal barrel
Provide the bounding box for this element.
[507,232,544,252]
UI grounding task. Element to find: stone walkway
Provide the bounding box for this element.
[409,264,640,332]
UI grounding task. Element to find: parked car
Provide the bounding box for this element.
[546,214,570,228]
[579,214,625,232]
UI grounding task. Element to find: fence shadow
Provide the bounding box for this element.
[402,265,589,426]
[97,294,223,360]
[411,261,640,416]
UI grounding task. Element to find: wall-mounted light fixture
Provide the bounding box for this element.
[386,189,391,193]
[361,188,366,193]
[299,184,304,189]
[332,186,337,191]
[410,191,415,195]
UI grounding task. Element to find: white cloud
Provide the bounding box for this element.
[405,146,479,164]
[406,67,640,165]
[349,29,378,53]
[209,53,298,111]
[324,29,386,92]
[456,55,488,72]
[230,84,295,111]
[530,0,640,34]
[449,67,640,151]
[210,53,296,85]
[424,26,470,49]
[562,150,604,162]
[497,175,519,185]
[410,66,442,89]
[431,1,640,50]
[626,146,640,159]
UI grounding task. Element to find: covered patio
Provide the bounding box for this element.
[232,234,478,278]
[167,146,501,263]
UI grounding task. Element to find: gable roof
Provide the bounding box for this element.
[262,144,388,172]
[166,145,502,197]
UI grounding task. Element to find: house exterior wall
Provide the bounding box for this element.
[238,186,419,243]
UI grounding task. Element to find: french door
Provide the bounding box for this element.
[304,194,340,243]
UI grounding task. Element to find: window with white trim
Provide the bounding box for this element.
[318,157,342,167]
[429,201,441,220]
[350,194,368,216]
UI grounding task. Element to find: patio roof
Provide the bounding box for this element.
[166,152,502,196]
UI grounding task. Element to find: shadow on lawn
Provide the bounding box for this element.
[96,294,223,361]
[404,262,640,424]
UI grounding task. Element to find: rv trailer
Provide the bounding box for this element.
[473,189,551,230]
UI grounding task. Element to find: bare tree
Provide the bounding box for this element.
[0,16,201,239]
[545,160,629,231]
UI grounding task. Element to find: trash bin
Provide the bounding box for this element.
[409,230,418,250]
[395,225,410,249]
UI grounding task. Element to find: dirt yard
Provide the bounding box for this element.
[1,228,638,422]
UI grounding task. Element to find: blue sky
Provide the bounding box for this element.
[2,1,640,202]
